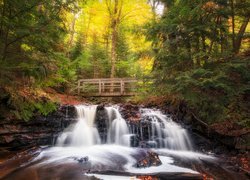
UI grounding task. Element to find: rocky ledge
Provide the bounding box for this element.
[0,103,249,154]
[0,105,77,150]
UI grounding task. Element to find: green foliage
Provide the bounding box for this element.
[153,56,249,126]
[34,101,57,116]
[12,101,57,122]
[0,0,77,120]
[70,37,84,61]
[148,0,250,127]
[6,88,57,121]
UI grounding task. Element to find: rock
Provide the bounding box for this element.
[136,151,162,168]
[0,105,77,150]
[74,156,89,163]
[95,105,109,142]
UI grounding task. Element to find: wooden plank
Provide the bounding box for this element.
[78,78,137,83]
[81,92,136,97]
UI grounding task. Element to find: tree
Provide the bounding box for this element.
[0,0,78,120]
[229,0,250,53]
[105,0,123,78]
[147,0,250,127]
[69,0,153,79]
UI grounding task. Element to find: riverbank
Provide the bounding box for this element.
[0,104,249,179]
[0,103,249,179]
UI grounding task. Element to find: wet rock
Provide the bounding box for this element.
[120,104,141,122]
[129,134,140,147]
[136,151,162,168]
[95,105,109,142]
[73,156,89,163]
[0,105,77,150]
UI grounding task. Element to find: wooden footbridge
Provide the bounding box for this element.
[75,78,138,97]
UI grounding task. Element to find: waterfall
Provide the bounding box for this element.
[30,105,209,179]
[139,108,193,150]
[57,105,193,150]
[56,105,101,147]
[57,105,130,147]
[106,106,130,146]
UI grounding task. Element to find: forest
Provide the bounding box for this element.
[0,0,250,179]
[0,0,249,127]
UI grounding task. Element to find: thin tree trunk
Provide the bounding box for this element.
[208,16,220,55]
[67,14,76,57]
[69,16,76,47]
[234,16,249,54]
[0,0,6,37]
[230,0,236,53]
[219,17,224,53]
[201,34,206,52]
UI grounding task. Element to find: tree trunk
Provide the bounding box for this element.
[208,16,220,55]
[110,21,117,79]
[67,14,76,57]
[234,17,249,54]
[106,0,122,93]
[110,0,121,79]
[201,34,206,53]
[230,0,236,53]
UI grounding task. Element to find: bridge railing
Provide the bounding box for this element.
[76,78,138,97]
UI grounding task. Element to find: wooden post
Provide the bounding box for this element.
[120,79,124,95]
[82,83,85,94]
[99,79,101,95]
[102,82,105,93]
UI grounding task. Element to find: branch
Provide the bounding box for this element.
[105,0,112,15]
[10,1,44,19]
[2,7,63,60]
[119,7,148,22]
[191,111,209,128]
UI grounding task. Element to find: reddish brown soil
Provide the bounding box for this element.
[44,88,86,105]
[211,121,250,137]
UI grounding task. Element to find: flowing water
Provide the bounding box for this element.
[138,108,193,150]
[57,105,101,147]
[106,106,130,146]
[57,105,192,150]
[2,105,220,180]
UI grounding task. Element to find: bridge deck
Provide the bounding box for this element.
[76,78,137,97]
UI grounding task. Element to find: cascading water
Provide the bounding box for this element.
[57,105,131,147]
[7,105,217,180]
[106,107,130,146]
[56,105,101,147]
[57,105,193,150]
[137,108,193,150]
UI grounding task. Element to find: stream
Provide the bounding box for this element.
[1,105,248,179]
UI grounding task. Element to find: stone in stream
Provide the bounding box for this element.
[136,151,162,168]
[72,156,89,163]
